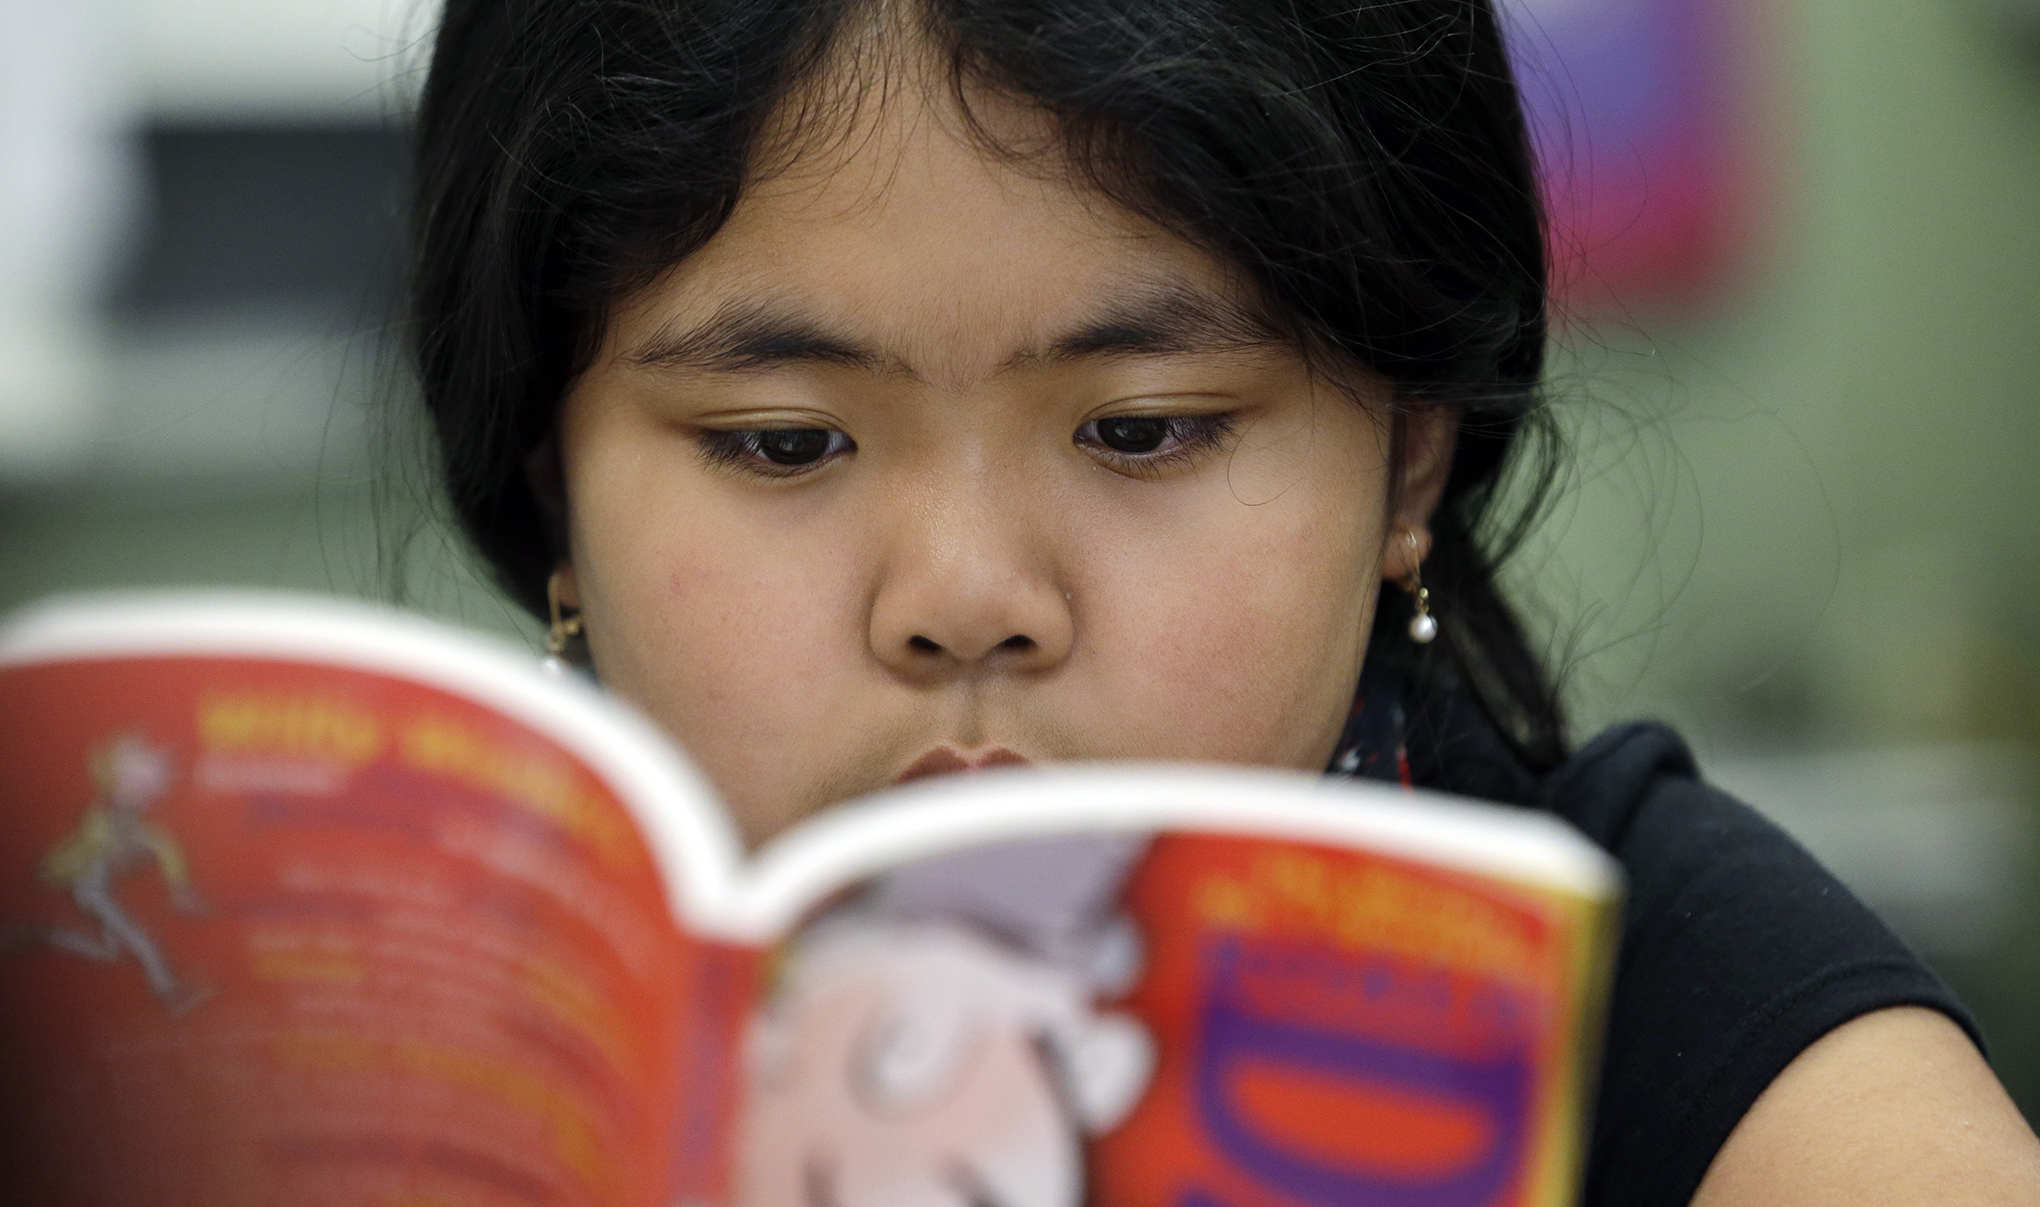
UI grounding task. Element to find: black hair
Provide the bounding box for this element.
[409,0,1567,768]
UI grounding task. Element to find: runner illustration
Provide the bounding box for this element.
[29,733,211,1013]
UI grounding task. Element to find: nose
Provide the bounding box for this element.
[868,478,1075,678]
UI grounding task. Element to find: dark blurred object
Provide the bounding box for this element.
[111,123,407,319]
[8,121,417,485]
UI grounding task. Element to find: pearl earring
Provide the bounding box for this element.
[542,570,584,676]
[1402,531,1438,644]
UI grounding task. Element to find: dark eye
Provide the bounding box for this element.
[1093,416,1169,453]
[1075,413,1234,467]
[698,427,854,475]
[755,429,834,465]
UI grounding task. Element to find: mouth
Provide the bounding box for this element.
[893,746,1032,785]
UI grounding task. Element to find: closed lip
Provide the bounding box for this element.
[894,746,1032,785]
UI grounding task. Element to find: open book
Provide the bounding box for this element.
[0,592,1619,1207]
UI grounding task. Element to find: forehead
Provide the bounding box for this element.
[607,53,1270,380]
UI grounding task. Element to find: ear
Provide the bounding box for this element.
[1380,406,1458,583]
[524,431,579,608]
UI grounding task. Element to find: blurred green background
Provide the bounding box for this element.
[3,0,2037,1121]
[1523,0,2040,1116]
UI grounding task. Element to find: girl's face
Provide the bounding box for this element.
[557,78,1453,845]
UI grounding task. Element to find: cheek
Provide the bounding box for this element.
[662,556,844,697]
[1133,515,1374,683]
[563,431,865,740]
[1073,456,1386,764]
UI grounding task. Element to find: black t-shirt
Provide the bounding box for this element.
[1537,723,1980,1206]
[1334,694,1981,1206]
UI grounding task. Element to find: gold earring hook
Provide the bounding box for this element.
[546,571,583,657]
[1399,529,1425,593]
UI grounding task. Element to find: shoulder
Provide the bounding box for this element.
[1534,723,1996,1206]
[1691,1004,2040,1207]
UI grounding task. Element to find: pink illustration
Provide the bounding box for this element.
[739,836,1156,1207]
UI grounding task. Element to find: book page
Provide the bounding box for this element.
[726,772,1618,1207]
[0,648,726,1207]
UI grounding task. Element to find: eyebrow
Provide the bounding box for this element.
[625,300,902,375]
[1026,282,1283,365]
[620,280,1284,378]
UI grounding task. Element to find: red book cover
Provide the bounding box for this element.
[1,593,1618,1207]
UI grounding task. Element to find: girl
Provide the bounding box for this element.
[406,0,2040,1202]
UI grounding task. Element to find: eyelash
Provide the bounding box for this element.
[1074,413,1237,473]
[697,428,856,477]
[696,412,1237,478]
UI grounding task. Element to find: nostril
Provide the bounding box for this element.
[998,634,1035,651]
[909,635,941,653]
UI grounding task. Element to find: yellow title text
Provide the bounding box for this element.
[200,694,383,767]
[1196,847,1546,986]
[400,715,640,869]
